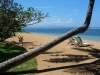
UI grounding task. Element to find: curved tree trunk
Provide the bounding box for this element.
[0,0,95,73]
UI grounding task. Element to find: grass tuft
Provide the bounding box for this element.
[0,44,37,74]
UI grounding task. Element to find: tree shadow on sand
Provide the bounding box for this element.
[62,47,100,75]
[72,47,100,58]
[0,43,26,62]
[42,51,64,54]
[2,46,100,75]
[43,54,92,63]
[3,59,100,75]
[1,40,40,49]
[0,40,41,62]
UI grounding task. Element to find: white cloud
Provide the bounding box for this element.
[51,18,56,20]
[73,10,78,12]
[52,18,61,24]
[27,18,75,28]
[37,18,74,26]
[67,19,73,23]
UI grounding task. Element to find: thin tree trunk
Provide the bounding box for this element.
[0,0,95,73]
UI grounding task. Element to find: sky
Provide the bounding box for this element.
[14,0,100,28]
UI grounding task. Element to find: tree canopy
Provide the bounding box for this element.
[0,0,48,42]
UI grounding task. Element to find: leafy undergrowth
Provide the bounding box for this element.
[0,44,37,75]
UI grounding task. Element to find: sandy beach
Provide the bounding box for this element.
[6,32,100,75]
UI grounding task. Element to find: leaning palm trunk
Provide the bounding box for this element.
[0,0,95,73]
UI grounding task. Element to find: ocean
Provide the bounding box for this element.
[24,27,100,42]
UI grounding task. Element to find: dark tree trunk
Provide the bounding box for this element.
[0,0,95,73]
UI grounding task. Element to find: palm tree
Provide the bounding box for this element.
[0,0,95,73]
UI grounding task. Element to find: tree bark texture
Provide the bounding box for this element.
[0,0,95,73]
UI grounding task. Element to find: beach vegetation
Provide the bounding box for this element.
[0,0,48,42]
[0,44,37,74]
[18,36,24,43]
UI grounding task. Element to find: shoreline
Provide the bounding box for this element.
[24,27,100,42]
[29,32,100,43]
[5,32,100,75]
[15,32,100,48]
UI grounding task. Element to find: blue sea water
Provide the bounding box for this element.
[24,27,100,42]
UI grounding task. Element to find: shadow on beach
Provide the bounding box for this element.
[43,54,92,63]
[0,42,27,63]
[1,40,40,49]
[3,47,100,75]
[42,51,64,54]
[3,59,100,75]
[72,47,100,58]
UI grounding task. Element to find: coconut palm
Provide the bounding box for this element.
[0,0,95,73]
